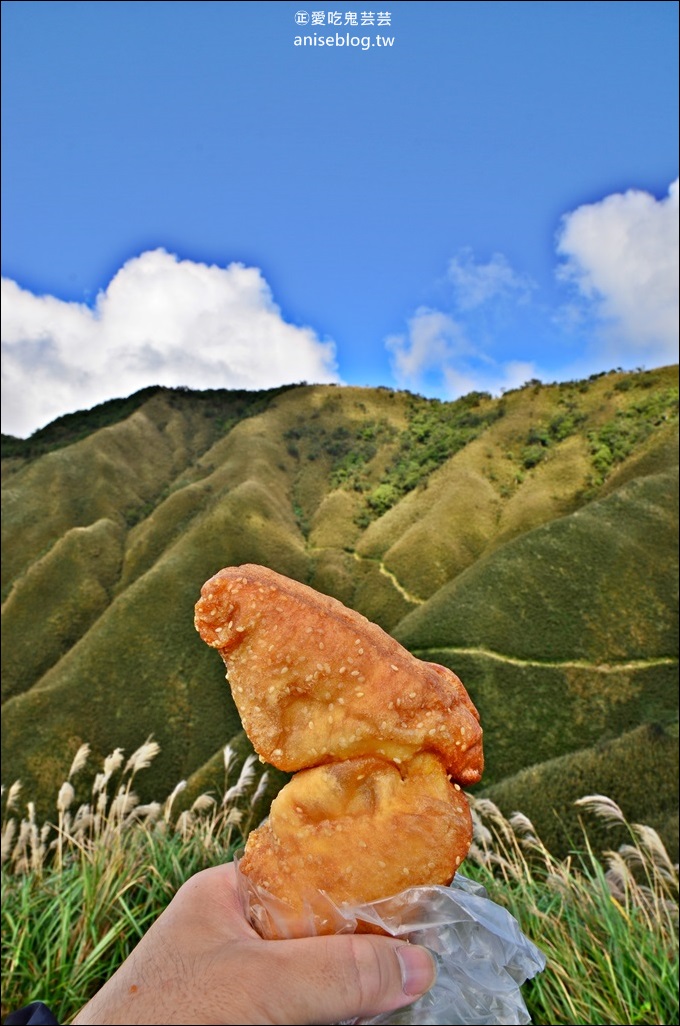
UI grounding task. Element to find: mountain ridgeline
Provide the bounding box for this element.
[2,367,678,859]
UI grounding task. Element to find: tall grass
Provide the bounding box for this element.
[1,740,268,1024]
[466,795,679,1026]
[2,744,677,1026]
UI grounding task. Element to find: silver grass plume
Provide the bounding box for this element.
[163,780,187,822]
[574,794,627,826]
[125,738,161,776]
[57,781,75,814]
[223,743,236,775]
[191,794,216,814]
[68,744,91,780]
[250,771,269,809]
[4,781,22,812]
[224,754,258,805]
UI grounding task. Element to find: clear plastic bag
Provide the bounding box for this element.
[233,853,546,1025]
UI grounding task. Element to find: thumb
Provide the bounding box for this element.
[264,933,437,1025]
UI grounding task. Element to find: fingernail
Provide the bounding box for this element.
[396,944,437,997]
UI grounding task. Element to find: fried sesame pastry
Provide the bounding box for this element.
[194,564,483,784]
[238,752,472,937]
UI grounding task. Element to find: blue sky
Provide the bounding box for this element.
[2,0,678,437]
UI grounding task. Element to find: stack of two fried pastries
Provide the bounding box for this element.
[195,564,483,937]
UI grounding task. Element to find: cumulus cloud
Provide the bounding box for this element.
[1,249,339,437]
[386,179,678,402]
[385,305,540,399]
[385,307,469,387]
[557,179,679,364]
[447,248,536,310]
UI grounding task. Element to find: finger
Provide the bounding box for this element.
[252,933,437,1025]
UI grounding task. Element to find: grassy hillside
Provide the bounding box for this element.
[481,721,679,860]
[1,367,678,856]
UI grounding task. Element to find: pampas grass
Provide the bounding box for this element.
[1,739,267,1023]
[1,744,678,1025]
[466,794,678,1025]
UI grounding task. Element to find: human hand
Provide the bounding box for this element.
[72,862,436,1025]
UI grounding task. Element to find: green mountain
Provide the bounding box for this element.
[2,367,678,858]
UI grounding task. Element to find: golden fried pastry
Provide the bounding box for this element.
[194,564,483,784]
[238,752,472,937]
[195,563,483,936]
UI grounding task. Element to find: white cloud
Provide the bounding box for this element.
[385,179,679,404]
[447,248,536,310]
[385,307,470,387]
[385,251,545,400]
[556,179,679,365]
[385,305,540,399]
[1,249,339,438]
[442,359,539,399]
